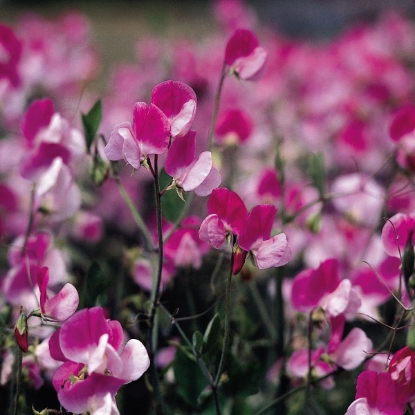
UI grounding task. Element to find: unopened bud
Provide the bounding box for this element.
[14,310,29,353]
[232,245,247,275]
[90,155,109,186]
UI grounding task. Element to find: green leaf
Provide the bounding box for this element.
[90,154,109,186]
[159,168,185,222]
[407,312,415,350]
[82,99,102,153]
[81,261,107,308]
[193,331,204,356]
[308,152,325,196]
[174,346,208,408]
[203,313,222,360]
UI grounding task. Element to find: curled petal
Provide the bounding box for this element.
[118,339,150,382]
[253,233,292,269]
[194,166,221,197]
[104,122,133,162]
[44,283,79,321]
[199,214,226,249]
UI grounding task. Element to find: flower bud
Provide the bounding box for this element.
[232,245,247,275]
[14,311,29,353]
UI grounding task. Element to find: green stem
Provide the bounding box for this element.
[20,183,36,257]
[249,282,277,341]
[10,345,23,415]
[207,61,227,150]
[303,314,314,414]
[115,176,154,252]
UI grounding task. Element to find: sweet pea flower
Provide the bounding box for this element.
[0,24,22,87]
[291,258,361,320]
[37,267,79,322]
[215,108,253,145]
[345,371,405,415]
[164,131,221,197]
[234,204,291,274]
[151,80,197,138]
[50,307,150,414]
[388,346,415,405]
[224,28,267,80]
[381,212,415,258]
[199,187,248,249]
[104,102,170,169]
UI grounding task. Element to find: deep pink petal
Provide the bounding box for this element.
[389,105,415,142]
[59,307,110,364]
[215,109,253,143]
[290,269,315,313]
[238,204,276,250]
[37,266,49,314]
[49,328,67,362]
[225,28,259,65]
[133,102,170,155]
[21,98,54,145]
[165,131,196,178]
[207,188,248,235]
[381,212,415,258]
[107,320,124,351]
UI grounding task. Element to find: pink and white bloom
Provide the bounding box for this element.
[381,212,415,258]
[215,108,253,145]
[104,102,170,169]
[50,307,150,414]
[199,187,248,249]
[151,80,197,138]
[224,28,268,80]
[164,131,220,196]
[234,204,291,273]
[37,267,79,322]
[345,371,405,415]
[291,258,361,320]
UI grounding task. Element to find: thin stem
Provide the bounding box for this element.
[248,282,277,341]
[10,345,23,415]
[20,183,36,257]
[114,176,154,252]
[207,61,227,150]
[303,313,314,413]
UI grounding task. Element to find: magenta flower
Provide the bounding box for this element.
[291,259,361,319]
[389,105,415,143]
[37,266,79,322]
[224,28,268,80]
[388,346,415,405]
[235,204,291,273]
[0,24,22,87]
[50,307,149,414]
[199,187,248,249]
[165,131,221,196]
[104,102,170,169]
[381,212,415,258]
[151,80,197,138]
[215,108,253,144]
[345,371,405,415]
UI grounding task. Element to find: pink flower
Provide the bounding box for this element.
[389,105,415,143]
[388,346,415,405]
[104,102,170,169]
[0,24,22,87]
[37,267,79,322]
[151,80,197,138]
[199,188,248,249]
[215,108,253,144]
[224,28,268,80]
[165,131,220,196]
[235,204,291,273]
[291,259,361,319]
[345,371,405,415]
[50,307,149,414]
[381,212,415,258]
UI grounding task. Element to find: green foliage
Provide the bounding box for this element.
[82,99,102,153]
[159,168,185,222]
[173,346,209,408]
[81,261,107,308]
[308,152,325,196]
[202,313,223,362]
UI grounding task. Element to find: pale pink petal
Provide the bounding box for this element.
[118,339,150,382]
[44,283,79,321]
[88,334,109,375]
[233,46,268,80]
[345,397,373,415]
[253,234,292,269]
[180,151,213,192]
[122,130,142,169]
[170,99,197,138]
[199,214,226,249]
[322,279,354,318]
[104,122,133,161]
[333,328,372,370]
[194,166,221,197]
